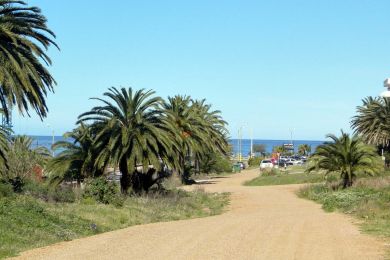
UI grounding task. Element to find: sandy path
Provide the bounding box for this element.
[13,168,385,260]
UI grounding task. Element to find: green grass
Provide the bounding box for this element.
[245,173,324,186]
[298,175,390,239]
[0,189,229,259]
[244,166,326,186]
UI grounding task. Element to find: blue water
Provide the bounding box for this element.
[29,135,69,150]
[229,139,324,157]
[28,136,325,157]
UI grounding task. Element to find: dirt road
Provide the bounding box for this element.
[14,169,385,259]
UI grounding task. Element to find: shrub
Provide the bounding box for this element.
[22,180,76,203]
[48,186,76,203]
[199,152,232,174]
[22,179,49,200]
[83,177,124,207]
[0,136,50,186]
[0,181,13,197]
[212,155,232,173]
[248,156,262,167]
[261,168,279,176]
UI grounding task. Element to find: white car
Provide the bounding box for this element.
[260,159,274,170]
[286,158,303,165]
[294,160,304,165]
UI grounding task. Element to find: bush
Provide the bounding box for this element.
[22,180,76,203]
[261,168,279,176]
[248,156,262,167]
[199,152,232,174]
[83,177,124,207]
[48,186,76,203]
[298,183,379,212]
[8,177,24,193]
[0,181,13,197]
[212,155,232,173]
[22,180,49,200]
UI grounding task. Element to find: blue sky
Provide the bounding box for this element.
[15,0,390,140]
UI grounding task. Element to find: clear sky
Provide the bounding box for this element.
[14,0,390,140]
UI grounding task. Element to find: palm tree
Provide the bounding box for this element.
[0,123,9,166]
[298,144,311,156]
[163,96,201,181]
[78,87,180,193]
[306,132,381,188]
[163,96,228,182]
[46,123,105,186]
[351,97,390,148]
[191,99,229,173]
[0,0,59,121]
[273,145,285,154]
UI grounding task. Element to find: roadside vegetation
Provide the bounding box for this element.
[244,166,326,186]
[245,172,325,186]
[0,179,229,259]
[297,96,390,249]
[298,173,390,237]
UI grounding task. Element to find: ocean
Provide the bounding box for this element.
[28,136,324,157]
[229,139,324,157]
[29,135,68,151]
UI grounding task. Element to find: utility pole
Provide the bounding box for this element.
[289,128,294,154]
[52,129,55,157]
[250,127,253,158]
[47,124,54,156]
[237,126,243,161]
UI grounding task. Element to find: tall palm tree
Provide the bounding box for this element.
[351,97,390,148]
[163,96,228,182]
[191,99,229,171]
[306,132,381,188]
[46,123,105,186]
[0,0,59,121]
[163,96,199,181]
[78,87,180,193]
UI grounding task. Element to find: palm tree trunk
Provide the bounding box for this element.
[131,171,143,194]
[119,158,130,194]
[342,171,353,188]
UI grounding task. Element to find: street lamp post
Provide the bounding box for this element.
[250,127,253,158]
[52,129,54,155]
[46,124,54,156]
[239,126,243,161]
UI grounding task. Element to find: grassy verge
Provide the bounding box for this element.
[244,166,326,186]
[0,189,229,259]
[298,176,390,238]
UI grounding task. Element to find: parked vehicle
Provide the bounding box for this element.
[285,158,294,165]
[260,159,274,170]
[277,160,287,167]
[294,160,304,165]
[286,158,304,165]
[237,161,246,169]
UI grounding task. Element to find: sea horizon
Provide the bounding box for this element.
[27,135,325,156]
